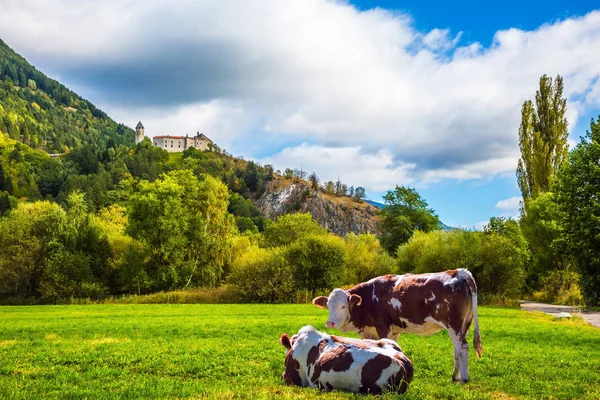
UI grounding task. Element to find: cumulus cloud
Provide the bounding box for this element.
[260,143,416,191]
[1,0,599,185]
[495,196,522,218]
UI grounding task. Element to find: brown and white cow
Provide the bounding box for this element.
[280,325,413,394]
[312,268,482,383]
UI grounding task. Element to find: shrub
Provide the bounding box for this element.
[396,229,527,302]
[532,270,584,306]
[285,234,348,293]
[345,233,395,284]
[262,213,327,247]
[228,246,295,303]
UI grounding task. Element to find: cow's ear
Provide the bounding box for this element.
[312,296,328,309]
[349,294,362,308]
[280,333,292,350]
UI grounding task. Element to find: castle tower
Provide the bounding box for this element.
[135,121,145,144]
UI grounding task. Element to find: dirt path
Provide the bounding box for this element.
[520,301,600,328]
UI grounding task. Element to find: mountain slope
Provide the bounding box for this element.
[0,39,134,152]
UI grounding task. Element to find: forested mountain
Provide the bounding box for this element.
[0,39,134,152]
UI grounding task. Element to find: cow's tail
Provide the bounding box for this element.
[458,268,482,358]
[471,285,482,358]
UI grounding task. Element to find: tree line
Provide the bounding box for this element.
[1,72,599,307]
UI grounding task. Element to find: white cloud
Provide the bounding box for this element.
[495,196,522,211]
[494,195,522,219]
[1,0,599,189]
[261,144,415,191]
[109,100,255,152]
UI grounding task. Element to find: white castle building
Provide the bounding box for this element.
[135,121,213,153]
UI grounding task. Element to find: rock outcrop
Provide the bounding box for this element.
[254,180,380,236]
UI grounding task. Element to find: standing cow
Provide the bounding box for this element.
[312,268,482,383]
[280,325,413,394]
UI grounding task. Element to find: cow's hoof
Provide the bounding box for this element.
[452,377,460,383]
[460,379,470,384]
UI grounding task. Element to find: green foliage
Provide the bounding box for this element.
[283,168,294,179]
[262,213,327,248]
[126,171,236,292]
[344,233,395,284]
[228,193,266,232]
[517,74,569,208]
[519,192,569,288]
[228,246,295,303]
[555,116,600,306]
[0,201,66,298]
[285,234,348,293]
[533,270,583,306]
[378,185,440,254]
[124,139,169,181]
[0,191,17,216]
[397,228,526,300]
[0,132,65,199]
[0,39,135,152]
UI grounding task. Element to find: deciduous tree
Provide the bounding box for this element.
[378,186,440,254]
[555,116,600,306]
[516,74,568,213]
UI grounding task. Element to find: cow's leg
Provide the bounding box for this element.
[448,329,462,382]
[458,314,473,383]
[361,326,379,340]
[458,337,469,383]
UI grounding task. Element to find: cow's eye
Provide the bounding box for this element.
[341,306,346,310]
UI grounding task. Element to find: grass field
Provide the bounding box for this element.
[0,305,598,399]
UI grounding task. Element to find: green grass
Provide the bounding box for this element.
[167,152,184,168]
[0,305,598,399]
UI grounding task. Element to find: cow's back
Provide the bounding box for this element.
[348,270,474,338]
[311,336,413,394]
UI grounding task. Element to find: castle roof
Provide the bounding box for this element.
[136,121,144,129]
[152,133,213,142]
[154,135,186,139]
[195,132,213,142]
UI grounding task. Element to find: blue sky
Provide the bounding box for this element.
[356,0,600,227]
[0,0,599,228]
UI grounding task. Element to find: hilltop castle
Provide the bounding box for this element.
[135,121,213,153]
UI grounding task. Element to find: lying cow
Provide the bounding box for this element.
[312,268,482,383]
[280,325,413,394]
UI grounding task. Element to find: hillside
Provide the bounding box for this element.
[255,178,379,236]
[0,39,426,237]
[0,39,134,152]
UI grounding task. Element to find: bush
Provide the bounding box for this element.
[228,246,295,303]
[396,230,480,274]
[262,213,327,247]
[345,233,395,284]
[396,229,527,302]
[532,270,584,306]
[285,234,348,293]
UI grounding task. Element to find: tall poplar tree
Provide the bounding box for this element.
[516,74,569,213]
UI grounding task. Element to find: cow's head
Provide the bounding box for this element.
[312,289,362,331]
[279,333,302,386]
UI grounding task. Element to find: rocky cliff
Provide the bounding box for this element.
[254,179,380,236]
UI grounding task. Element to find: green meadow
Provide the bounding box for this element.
[0,305,598,399]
